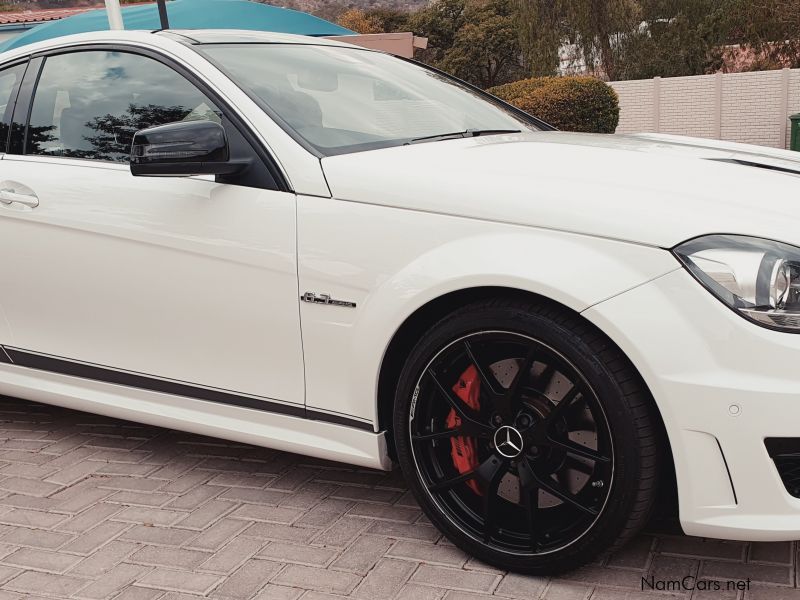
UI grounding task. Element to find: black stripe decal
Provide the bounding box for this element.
[5,347,305,418]
[306,408,373,430]
[1,346,373,431]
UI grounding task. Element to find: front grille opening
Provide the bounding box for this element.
[765,438,800,498]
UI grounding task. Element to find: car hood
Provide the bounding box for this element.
[320,131,800,248]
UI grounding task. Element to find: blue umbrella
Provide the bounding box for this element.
[0,0,354,53]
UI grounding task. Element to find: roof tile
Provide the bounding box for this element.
[0,6,101,25]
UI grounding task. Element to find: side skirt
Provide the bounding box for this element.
[0,358,390,470]
[2,346,372,431]
[0,346,390,470]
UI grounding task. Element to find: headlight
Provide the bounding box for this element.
[674,235,800,332]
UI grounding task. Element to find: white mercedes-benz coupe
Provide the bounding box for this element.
[0,29,799,574]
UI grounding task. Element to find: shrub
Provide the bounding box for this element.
[487,76,620,133]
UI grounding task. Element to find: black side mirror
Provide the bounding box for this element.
[130,120,245,177]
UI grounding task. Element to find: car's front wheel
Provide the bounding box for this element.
[393,298,661,574]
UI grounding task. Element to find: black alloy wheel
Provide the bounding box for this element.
[394,299,661,574]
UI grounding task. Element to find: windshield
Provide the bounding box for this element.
[199,43,541,156]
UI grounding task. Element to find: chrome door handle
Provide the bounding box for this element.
[0,189,38,208]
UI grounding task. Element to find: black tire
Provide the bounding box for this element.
[393,298,660,574]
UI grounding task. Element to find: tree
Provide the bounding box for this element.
[438,0,526,88]
[518,0,640,79]
[337,8,384,34]
[409,0,469,67]
[517,0,563,77]
[410,0,524,88]
[564,0,640,81]
[721,0,800,69]
[611,0,730,80]
[518,0,800,80]
[363,8,412,33]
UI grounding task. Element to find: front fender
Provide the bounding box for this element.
[297,195,679,427]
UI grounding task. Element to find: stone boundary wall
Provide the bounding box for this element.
[609,68,800,149]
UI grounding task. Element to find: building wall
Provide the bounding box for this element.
[325,33,426,59]
[609,68,800,149]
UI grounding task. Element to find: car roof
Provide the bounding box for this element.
[0,28,362,64]
[161,29,353,46]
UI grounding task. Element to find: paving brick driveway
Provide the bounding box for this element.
[0,396,794,600]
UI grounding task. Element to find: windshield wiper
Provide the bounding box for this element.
[408,128,522,144]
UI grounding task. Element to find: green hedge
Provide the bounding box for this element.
[487,76,620,134]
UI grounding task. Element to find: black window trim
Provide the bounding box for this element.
[18,55,43,157]
[5,42,291,193]
[0,57,32,155]
[8,55,42,156]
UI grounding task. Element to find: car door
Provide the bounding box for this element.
[0,59,28,355]
[0,48,305,410]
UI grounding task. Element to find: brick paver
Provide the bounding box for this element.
[0,396,794,599]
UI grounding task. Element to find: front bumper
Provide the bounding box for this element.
[584,267,800,541]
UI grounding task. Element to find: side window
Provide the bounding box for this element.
[26,51,222,162]
[0,62,26,154]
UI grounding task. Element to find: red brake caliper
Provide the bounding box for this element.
[446,364,482,495]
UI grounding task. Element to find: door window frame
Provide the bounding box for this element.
[5,44,290,192]
[0,58,31,155]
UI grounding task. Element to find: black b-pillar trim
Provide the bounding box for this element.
[0,346,12,364]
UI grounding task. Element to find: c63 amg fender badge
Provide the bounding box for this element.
[301,292,357,308]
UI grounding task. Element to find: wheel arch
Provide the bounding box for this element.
[376,285,677,518]
[377,286,525,448]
